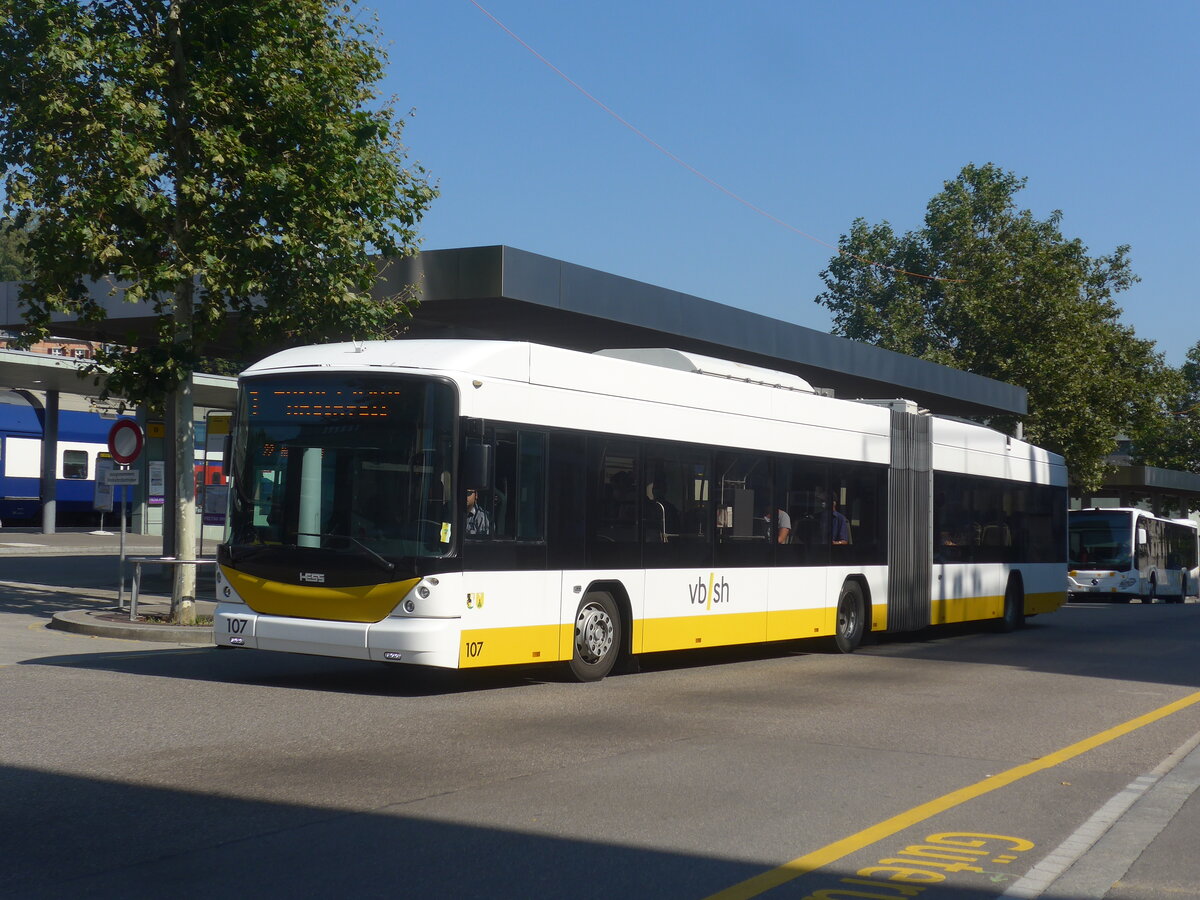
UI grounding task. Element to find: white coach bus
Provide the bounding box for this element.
[1068,508,1197,603]
[214,340,1068,680]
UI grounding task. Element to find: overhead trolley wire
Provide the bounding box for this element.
[468,0,959,283]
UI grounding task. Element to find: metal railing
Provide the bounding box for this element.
[123,556,217,621]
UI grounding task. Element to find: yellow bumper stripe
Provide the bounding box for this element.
[222,565,419,623]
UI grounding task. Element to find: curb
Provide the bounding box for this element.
[48,608,214,644]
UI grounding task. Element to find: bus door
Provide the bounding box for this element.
[578,440,645,652]
[461,427,556,666]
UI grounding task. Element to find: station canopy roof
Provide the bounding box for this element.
[0,347,236,410]
[1,245,1026,419]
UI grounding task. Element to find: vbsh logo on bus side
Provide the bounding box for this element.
[689,574,731,609]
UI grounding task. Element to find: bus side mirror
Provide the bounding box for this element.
[464,440,492,491]
[222,434,232,478]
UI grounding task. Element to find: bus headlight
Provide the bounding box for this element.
[404,599,416,613]
[417,585,430,599]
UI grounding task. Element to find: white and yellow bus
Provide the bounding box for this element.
[1068,508,1197,603]
[214,340,1068,680]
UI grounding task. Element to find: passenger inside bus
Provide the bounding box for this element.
[829,499,851,545]
[813,487,851,545]
[465,488,490,536]
[761,506,792,544]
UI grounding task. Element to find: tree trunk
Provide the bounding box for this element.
[171,372,197,625]
[165,0,197,626]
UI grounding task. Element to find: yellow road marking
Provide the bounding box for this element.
[705,689,1200,899]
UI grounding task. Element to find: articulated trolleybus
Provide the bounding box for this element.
[1068,508,1198,603]
[214,340,1067,680]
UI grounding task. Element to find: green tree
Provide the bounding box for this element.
[1131,340,1200,474]
[0,217,30,281]
[1,0,436,621]
[816,163,1171,491]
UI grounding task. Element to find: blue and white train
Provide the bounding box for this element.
[0,391,113,524]
[0,390,228,525]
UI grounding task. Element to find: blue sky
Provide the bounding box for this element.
[379,1,1198,365]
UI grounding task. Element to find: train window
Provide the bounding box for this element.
[62,449,89,480]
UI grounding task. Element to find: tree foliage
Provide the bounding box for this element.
[0,0,437,403]
[0,217,30,281]
[1130,340,1200,474]
[816,163,1172,491]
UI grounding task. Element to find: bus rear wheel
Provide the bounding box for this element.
[569,592,621,682]
[1168,570,1187,603]
[834,581,865,653]
[1181,568,1191,603]
[997,578,1025,632]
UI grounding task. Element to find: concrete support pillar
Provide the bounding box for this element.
[40,389,59,534]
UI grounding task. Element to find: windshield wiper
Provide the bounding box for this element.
[230,543,275,563]
[296,531,395,572]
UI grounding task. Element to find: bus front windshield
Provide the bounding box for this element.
[226,373,457,562]
[1068,512,1133,571]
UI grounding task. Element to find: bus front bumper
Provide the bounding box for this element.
[1067,571,1138,596]
[213,603,462,668]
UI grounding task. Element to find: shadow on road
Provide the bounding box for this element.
[0,763,1040,900]
[23,643,558,697]
[23,600,1200,699]
[859,602,1200,689]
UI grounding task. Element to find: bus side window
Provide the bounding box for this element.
[516,431,546,541]
[715,451,773,568]
[775,458,829,566]
[643,443,709,545]
[591,443,639,545]
[715,452,769,542]
[488,429,517,539]
[476,428,547,543]
[828,464,888,564]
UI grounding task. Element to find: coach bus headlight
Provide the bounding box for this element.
[404,599,416,613]
[417,584,430,599]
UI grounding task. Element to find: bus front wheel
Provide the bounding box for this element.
[835,581,866,653]
[569,592,621,682]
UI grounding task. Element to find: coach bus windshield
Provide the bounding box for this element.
[1068,511,1133,571]
[225,373,457,563]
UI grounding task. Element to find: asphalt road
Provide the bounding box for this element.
[2,540,1199,899]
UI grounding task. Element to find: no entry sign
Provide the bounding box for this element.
[107,419,144,465]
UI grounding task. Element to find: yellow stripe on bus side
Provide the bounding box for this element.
[640,611,767,653]
[932,594,1002,624]
[457,588,1067,670]
[766,607,832,642]
[459,624,565,668]
[933,589,1068,625]
[1027,589,1067,615]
